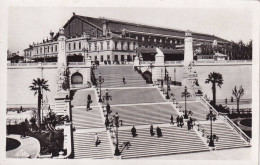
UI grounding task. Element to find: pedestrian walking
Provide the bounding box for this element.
[180,116,184,128]
[150,125,154,136]
[176,115,180,127]
[105,116,110,130]
[187,120,191,130]
[189,117,193,129]
[170,115,174,125]
[131,126,137,137]
[94,133,100,147]
[123,77,126,84]
[87,94,92,111]
[156,126,162,137]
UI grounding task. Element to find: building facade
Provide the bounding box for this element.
[24,13,228,63]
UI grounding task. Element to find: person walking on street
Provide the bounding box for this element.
[150,125,154,136]
[123,77,126,84]
[131,126,137,137]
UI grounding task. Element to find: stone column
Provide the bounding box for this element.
[184,30,193,67]
[56,28,69,97]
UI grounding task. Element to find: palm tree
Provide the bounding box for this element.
[29,78,50,128]
[232,85,244,115]
[205,72,223,106]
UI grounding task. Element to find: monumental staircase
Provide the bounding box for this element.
[118,126,210,159]
[73,131,113,159]
[69,64,251,159]
[201,122,250,150]
[93,65,147,88]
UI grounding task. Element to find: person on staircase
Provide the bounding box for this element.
[170,115,174,125]
[179,116,184,128]
[150,125,154,136]
[94,133,101,147]
[176,115,180,127]
[156,126,162,138]
[131,126,137,137]
[87,94,93,111]
[189,117,193,129]
[105,115,110,130]
[123,77,126,84]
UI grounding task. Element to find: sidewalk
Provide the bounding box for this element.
[6,134,40,159]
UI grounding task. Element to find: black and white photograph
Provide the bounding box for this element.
[0,0,259,164]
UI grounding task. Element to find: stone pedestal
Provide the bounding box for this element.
[153,48,165,82]
[134,56,140,67]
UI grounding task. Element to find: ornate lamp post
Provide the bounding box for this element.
[165,72,171,99]
[149,61,154,83]
[113,113,121,156]
[182,86,191,119]
[206,108,217,147]
[97,73,104,102]
[103,89,112,118]
[161,68,164,91]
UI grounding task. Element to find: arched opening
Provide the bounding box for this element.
[71,72,83,84]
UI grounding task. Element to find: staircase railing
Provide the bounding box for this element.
[200,97,219,116]
[200,96,251,144]
[193,119,210,139]
[223,115,251,144]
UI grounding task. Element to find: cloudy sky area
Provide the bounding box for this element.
[8,7,253,54]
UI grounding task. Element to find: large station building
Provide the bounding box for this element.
[24,13,228,63]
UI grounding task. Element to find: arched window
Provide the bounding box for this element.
[71,72,83,84]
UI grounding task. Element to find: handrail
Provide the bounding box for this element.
[200,97,219,117]
[223,115,251,144]
[194,119,210,138]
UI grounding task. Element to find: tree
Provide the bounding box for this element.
[205,72,223,106]
[232,85,244,115]
[29,78,50,128]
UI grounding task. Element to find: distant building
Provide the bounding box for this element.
[196,52,228,61]
[23,13,229,63]
[7,51,24,63]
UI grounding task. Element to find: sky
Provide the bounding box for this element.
[8,7,254,54]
